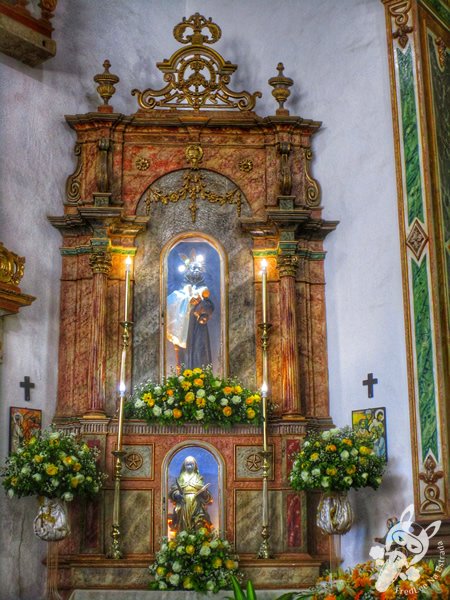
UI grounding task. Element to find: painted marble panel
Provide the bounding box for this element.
[122,444,153,479]
[235,490,284,554]
[412,256,438,460]
[428,33,450,325]
[132,169,255,389]
[104,490,152,555]
[397,47,425,225]
[235,445,274,480]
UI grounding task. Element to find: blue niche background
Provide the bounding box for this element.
[167,445,220,537]
[165,239,222,374]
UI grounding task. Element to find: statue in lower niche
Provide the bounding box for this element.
[169,455,213,533]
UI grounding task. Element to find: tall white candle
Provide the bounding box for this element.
[261,259,267,324]
[124,256,132,322]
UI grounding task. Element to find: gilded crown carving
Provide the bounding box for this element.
[131,13,261,111]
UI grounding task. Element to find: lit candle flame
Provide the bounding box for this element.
[119,381,126,394]
[125,255,132,270]
[261,258,267,272]
[261,382,268,395]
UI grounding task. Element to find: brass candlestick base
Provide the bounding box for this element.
[108,449,127,559]
[258,525,271,559]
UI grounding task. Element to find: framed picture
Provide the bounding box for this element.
[9,407,42,454]
[352,406,387,461]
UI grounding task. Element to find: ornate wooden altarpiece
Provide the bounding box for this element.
[49,14,338,595]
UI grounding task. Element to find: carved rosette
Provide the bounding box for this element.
[89,250,112,275]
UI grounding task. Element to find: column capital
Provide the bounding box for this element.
[89,249,112,275]
[277,254,299,278]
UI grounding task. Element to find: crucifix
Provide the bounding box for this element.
[362,372,378,398]
[20,376,35,402]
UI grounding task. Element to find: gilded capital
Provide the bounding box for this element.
[89,250,112,275]
[0,242,25,286]
[277,254,299,278]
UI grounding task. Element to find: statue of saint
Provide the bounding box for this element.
[166,249,214,371]
[169,456,213,533]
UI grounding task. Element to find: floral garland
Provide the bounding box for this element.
[292,559,450,600]
[149,528,240,592]
[289,427,385,492]
[125,367,263,427]
[1,428,106,501]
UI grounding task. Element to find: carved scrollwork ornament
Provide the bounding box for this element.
[97,138,112,194]
[0,242,25,286]
[385,0,413,49]
[279,142,292,195]
[302,148,321,207]
[89,250,112,275]
[435,38,447,70]
[65,142,83,205]
[418,454,445,513]
[132,14,261,111]
[277,254,299,278]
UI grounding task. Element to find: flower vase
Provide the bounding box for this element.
[316,491,353,535]
[33,496,70,541]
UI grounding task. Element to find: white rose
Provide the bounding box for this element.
[362,472,369,479]
[351,448,358,456]
[172,561,182,573]
[231,395,241,404]
[32,473,42,481]
[220,398,228,406]
[321,431,331,440]
[329,428,340,435]
[167,398,174,405]
[8,489,14,498]
[21,466,31,475]
[154,386,162,396]
[206,581,215,591]
[195,410,204,420]
[176,546,185,554]
[160,543,168,552]
[196,389,206,398]
[178,531,188,539]
[63,492,74,502]
[199,545,211,556]
[49,432,60,440]
[134,399,145,408]
[51,478,59,487]
[210,540,219,549]
[340,450,349,460]
[303,441,310,447]
[344,476,353,486]
[321,477,330,488]
[158,582,168,590]
[152,405,162,417]
[169,574,180,585]
[301,470,310,481]
[178,376,185,382]
[311,468,321,476]
[207,395,216,402]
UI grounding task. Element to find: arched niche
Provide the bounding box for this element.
[132,168,255,390]
[160,232,227,378]
[161,441,225,538]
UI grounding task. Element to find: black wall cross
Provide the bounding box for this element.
[20,376,35,402]
[363,373,378,398]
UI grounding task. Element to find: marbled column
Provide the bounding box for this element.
[277,254,301,417]
[87,248,112,415]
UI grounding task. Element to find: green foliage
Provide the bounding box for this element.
[125,366,263,427]
[1,428,106,501]
[289,426,385,492]
[149,528,239,592]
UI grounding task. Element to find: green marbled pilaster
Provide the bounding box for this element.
[397,47,425,225]
[428,33,450,324]
[412,256,438,461]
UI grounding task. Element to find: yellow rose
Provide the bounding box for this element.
[325,444,337,452]
[168,541,177,550]
[193,368,203,375]
[183,369,193,377]
[212,557,222,568]
[11,477,18,486]
[63,456,73,465]
[223,386,233,395]
[193,565,203,574]
[246,408,256,420]
[234,385,242,394]
[223,406,232,417]
[225,559,236,570]
[342,438,353,446]
[181,380,192,390]
[156,566,166,577]
[28,437,37,446]
[196,397,206,407]
[326,467,337,476]
[253,394,261,403]
[167,389,174,396]
[173,408,182,419]
[185,545,195,555]
[185,391,195,403]
[73,462,82,472]
[183,577,194,590]
[143,392,154,407]
[311,452,320,461]
[71,477,80,488]
[193,378,204,387]
[34,454,44,463]
[245,396,254,405]
[46,464,59,476]
[359,446,372,455]
[346,465,356,475]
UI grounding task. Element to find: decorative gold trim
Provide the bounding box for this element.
[93,60,119,107]
[435,37,447,69]
[146,146,242,223]
[0,241,24,286]
[135,157,150,171]
[89,250,112,275]
[268,63,294,116]
[131,13,261,111]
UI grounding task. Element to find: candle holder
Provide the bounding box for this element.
[257,322,272,560]
[108,319,132,559]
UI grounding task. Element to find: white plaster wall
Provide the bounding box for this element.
[0,0,412,597]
